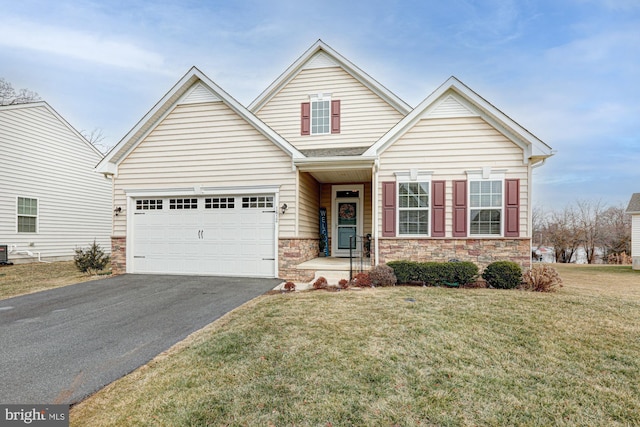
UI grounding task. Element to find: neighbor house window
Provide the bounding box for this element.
[17,197,38,233]
[398,182,430,235]
[469,180,502,235]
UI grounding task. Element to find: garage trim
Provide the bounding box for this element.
[125,185,280,277]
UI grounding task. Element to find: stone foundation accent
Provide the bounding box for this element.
[111,236,126,275]
[378,238,531,270]
[279,238,319,282]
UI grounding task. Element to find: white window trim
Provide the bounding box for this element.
[16,196,39,234]
[395,171,433,237]
[466,170,505,237]
[309,93,332,135]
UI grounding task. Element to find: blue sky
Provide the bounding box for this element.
[1,0,638,210]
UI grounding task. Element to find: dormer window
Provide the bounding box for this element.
[301,94,340,135]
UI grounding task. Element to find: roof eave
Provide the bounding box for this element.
[249,40,412,115]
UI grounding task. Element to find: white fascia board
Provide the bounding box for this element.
[294,156,377,171]
[95,161,117,175]
[249,40,412,115]
[97,67,304,170]
[365,76,554,163]
[125,185,280,198]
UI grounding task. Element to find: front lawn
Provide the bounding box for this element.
[71,264,640,426]
[0,261,109,300]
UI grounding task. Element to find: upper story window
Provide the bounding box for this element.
[311,98,331,134]
[469,180,503,235]
[17,197,38,233]
[301,94,340,135]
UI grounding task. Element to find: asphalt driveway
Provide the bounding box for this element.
[0,274,280,404]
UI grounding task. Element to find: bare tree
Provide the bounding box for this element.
[575,200,606,264]
[544,206,581,263]
[80,128,109,154]
[0,78,40,105]
[600,205,631,258]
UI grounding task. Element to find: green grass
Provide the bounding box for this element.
[71,265,640,426]
[0,261,110,300]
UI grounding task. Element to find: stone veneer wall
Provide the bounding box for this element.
[111,236,126,275]
[279,238,319,282]
[378,238,531,270]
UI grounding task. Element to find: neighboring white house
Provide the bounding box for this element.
[626,193,640,270]
[0,102,112,263]
[96,40,554,280]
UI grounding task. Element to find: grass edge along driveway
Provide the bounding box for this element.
[71,264,640,426]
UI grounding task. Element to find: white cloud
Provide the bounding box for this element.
[0,17,167,72]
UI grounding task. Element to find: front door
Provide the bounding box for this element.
[332,185,363,257]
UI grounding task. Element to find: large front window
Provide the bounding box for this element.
[398,182,429,235]
[470,180,502,235]
[17,197,38,233]
[311,99,330,134]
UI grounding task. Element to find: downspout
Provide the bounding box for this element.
[373,159,379,266]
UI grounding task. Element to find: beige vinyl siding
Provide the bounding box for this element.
[633,215,640,257]
[0,104,111,261]
[113,102,297,237]
[378,116,530,237]
[255,67,405,150]
[298,172,321,237]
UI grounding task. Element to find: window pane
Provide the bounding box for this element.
[311,100,330,134]
[18,216,36,233]
[18,197,37,216]
[470,209,501,235]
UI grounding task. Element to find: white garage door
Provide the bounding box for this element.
[131,195,276,277]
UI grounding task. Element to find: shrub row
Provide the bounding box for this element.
[386,261,478,287]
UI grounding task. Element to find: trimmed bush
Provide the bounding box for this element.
[284,281,296,292]
[350,272,372,288]
[338,279,349,289]
[386,261,420,284]
[368,264,397,287]
[387,260,478,287]
[522,264,563,292]
[313,276,328,290]
[482,261,522,289]
[74,240,110,275]
[447,261,479,287]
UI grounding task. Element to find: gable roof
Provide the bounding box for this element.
[626,193,640,214]
[0,101,104,158]
[364,76,555,163]
[96,67,303,175]
[248,39,412,115]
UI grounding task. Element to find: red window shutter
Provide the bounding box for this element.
[331,99,340,134]
[504,179,520,237]
[431,180,445,237]
[301,102,310,135]
[382,181,396,237]
[452,180,467,237]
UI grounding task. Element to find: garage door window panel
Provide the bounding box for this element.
[170,198,198,209]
